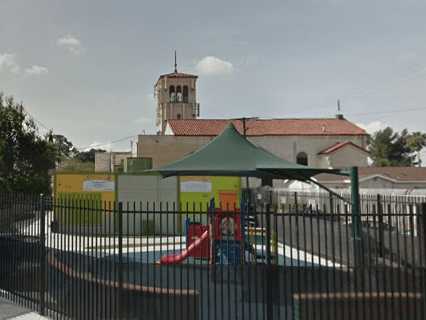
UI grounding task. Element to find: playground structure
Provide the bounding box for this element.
[159,198,270,265]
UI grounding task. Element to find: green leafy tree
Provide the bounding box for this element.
[49,133,78,163]
[0,93,56,193]
[76,148,106,163]
[406,132,426,166]
[369,127,426,167]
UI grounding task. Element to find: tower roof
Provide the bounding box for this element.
[156,51,198,85]
[156,71,198,85]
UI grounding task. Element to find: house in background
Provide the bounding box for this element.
[314,167,426,194]
[283,167,426,195]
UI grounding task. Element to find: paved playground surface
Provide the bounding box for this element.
[0,298,47,319]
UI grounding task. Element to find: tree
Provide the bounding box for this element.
[76,148,106,163]
[369,127,426,167]
[406,132,426,166]
[56,148,106,172]
[0,93,56,194]
[49,133,78,163]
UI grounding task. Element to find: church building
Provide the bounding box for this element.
[137,58,370,171]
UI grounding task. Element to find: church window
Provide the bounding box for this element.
[169,86,176,102]
[296,152,308,166]
[176,86,183,102]
[183,86,189,102]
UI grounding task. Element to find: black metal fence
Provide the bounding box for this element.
[0,191,425,319]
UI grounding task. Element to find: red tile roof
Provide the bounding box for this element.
[318,141,369,155]
[317,167,426,182]
[167,118,367,137]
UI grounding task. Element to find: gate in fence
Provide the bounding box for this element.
[0,192,425,319]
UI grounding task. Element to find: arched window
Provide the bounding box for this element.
[183,86,189,102]
[176,86,182,102]
[296,152,308,166]
[169,86,176,102]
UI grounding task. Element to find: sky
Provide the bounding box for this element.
[1,0,426,151]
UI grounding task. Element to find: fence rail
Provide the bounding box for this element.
[0,191,425,319]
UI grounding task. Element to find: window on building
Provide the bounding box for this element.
[169,86,176,102]
[176,86,182,102]
[296,152,308,166]
[183,86,189,102]
[177,113,182,120]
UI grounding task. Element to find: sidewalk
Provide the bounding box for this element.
[0,298,47,320]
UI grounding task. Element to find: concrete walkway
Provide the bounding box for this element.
[0,298,47,319]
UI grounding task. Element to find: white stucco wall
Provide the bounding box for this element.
[244,135,367,168]
[324,146,369,169]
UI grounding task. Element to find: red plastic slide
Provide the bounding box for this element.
[159,230,209,264]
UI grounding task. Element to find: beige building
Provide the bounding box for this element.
[138,117,369,169]
[95,152,132,172]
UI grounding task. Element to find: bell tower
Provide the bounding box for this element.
[155,52,200,134]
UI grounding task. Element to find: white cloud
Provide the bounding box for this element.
[357,120,387,134]
[0,53,20,74]
[85,141,112,152]
[57,35,83,55]
[25,65,48,76]
[195,56,234,75]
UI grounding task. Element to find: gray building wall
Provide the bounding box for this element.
[117,175,179,235]
[95,152,132,172]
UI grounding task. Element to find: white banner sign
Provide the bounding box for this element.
[180,181,212,193]
[83,180,115,192]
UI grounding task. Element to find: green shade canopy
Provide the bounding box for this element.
[155,124,341,181]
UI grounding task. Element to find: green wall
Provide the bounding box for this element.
[179,176,241,211]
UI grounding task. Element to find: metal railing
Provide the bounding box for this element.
[0,192,425,319]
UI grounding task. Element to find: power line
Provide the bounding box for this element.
[19,107,52,133]
[20,106,138,151]
[77,134,138,151]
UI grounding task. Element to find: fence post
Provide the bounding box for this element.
[419,203,426,316]
[418,203,426,262]
[265,203,273,320]
[350,167,362,267]
[377,194,384,258]
[39,194,46,316]
[117,202,123,319]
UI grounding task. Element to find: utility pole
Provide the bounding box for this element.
[241,118,250,190]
